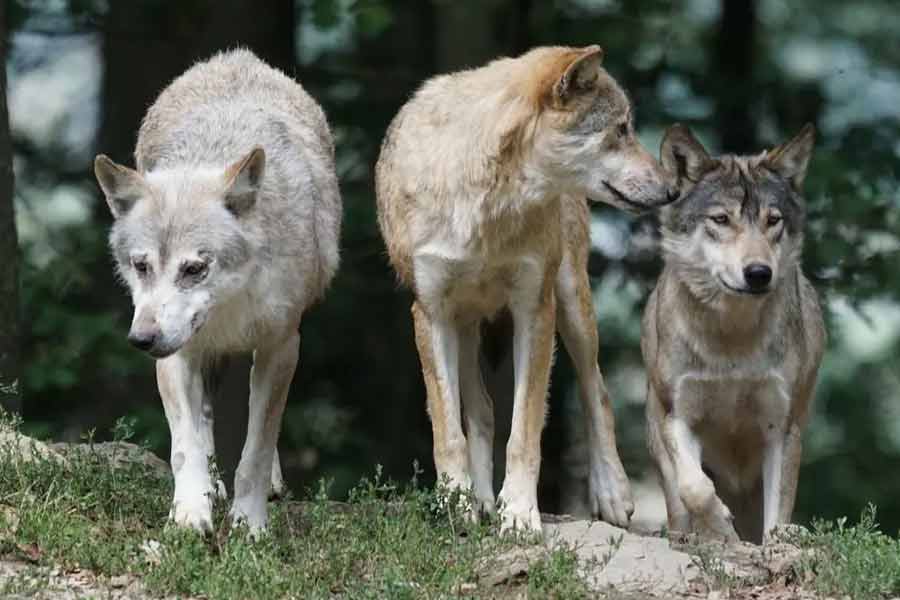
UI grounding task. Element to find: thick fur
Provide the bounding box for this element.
[94,49,341,534]
[376,45,675,531]
[642,124,825,543]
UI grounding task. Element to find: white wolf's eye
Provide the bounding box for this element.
[617,122,628,138]
[182,262,207,277]
[133,259,149,274]
[767,214,782,227]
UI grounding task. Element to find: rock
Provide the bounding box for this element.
[49,441,170,479]
[0,430,69,466]
[477,545,544,587]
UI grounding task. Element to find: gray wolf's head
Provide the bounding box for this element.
[516,45,676,211]
[94,148,265,358]
[657,123,815,303]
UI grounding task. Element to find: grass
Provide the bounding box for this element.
[0,412,594,599]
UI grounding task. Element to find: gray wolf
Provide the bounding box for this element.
[93,49,341,534]
[642,123,825,543]
[375,45,677,531]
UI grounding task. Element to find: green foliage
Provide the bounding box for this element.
[795,505,900,600]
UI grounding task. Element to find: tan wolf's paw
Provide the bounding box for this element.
[497,487,542,534]
[698,499,739,543]
[589,459,635,527]
[169,496,213,534]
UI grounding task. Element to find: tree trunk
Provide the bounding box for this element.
[0,2,22,414]
[715,0,757,152]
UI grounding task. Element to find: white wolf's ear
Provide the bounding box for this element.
[223,146,266,216]
[553,45,604,105]
[94,155,147,219]
[660,124,717,184]
[764,123,815,191]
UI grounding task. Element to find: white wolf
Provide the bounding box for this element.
[93,49,341,533]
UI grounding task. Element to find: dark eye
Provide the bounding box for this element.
[617,122,628,138]
[767,214,783,227]
[182,262,207,277]
[709,214,730,226]
[133,259,149,274]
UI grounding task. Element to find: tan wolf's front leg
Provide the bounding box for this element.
[157,353,217,534]
[459,321,496,515]
[663,416,738,542]
[230,329,299,534]
[269,447,286,499]
[498,278,556,533]
[412,302,473,505]
[556,254,633,526]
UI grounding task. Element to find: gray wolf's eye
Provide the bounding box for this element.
[767,214,782,227]
[709,214,730,226]
[182,262,208,277]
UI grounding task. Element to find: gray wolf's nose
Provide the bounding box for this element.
[743,263,772,290]
[666,188,680,203]
[128,331,157,351]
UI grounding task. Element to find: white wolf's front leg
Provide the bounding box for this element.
[230,330,300,534]
[555,255,634,526]
[498,271,555,533]
[157,353,216,533]
[459,321,496,515]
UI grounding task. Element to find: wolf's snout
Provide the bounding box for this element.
[743,263,772,291]
[128,329,159,352]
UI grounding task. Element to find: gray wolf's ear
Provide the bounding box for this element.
[553,45,604,105]
[223,146,266,216]
[94,155,147,219]
[764,123,815,191]
[660,124,717,184]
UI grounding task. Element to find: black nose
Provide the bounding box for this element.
[743,263,772,290]
[128,331,157,351]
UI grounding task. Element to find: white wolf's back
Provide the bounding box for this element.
[136,49,340,296]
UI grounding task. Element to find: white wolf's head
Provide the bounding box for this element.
[658,124,815,304]
[513,45,677,211]
[94,148,265,358]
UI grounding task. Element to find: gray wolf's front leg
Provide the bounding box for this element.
[157,353,217,533]
[230,330,300,534]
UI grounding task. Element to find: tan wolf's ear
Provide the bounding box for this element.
[94,155,148,219]
[660,124,717,184]
[764,123,815,191]
[223,146,266,216]
[553,45,604,105]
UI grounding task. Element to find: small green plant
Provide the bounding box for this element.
[794,504,900,600]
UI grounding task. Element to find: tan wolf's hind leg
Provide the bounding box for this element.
[157,354,217,533]
[230,329,300,534]
[269,448,286,499]
[498,276,556,533]
[556,253,634,526]
[412,302,473,506]
[459,321,496,514]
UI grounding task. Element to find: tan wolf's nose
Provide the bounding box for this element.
[128,330,158,352]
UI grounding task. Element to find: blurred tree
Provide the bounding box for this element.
[0,1,21,414]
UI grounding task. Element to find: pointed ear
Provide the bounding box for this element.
[764,124,815,191]
[660,124,717,183]
[223,147,266,216]
[94,155,147,218]
[553,45,604,106]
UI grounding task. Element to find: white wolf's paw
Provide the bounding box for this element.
[228,501,268,539]
[700,498,739,543]
[169,495,214,534]
[588,458,635,527]
[497,487,542,534]
[435,468,480,523]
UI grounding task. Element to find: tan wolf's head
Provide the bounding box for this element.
[94,148,265,358]
[657,123,815,303]
[513,45,676,211]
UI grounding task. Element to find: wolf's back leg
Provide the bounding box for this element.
[556,249,634,527]
[230,329,300,533]
[270,448,286,499]
[157,354,217,533]
[411,302,473,500]
[459,321,495,514]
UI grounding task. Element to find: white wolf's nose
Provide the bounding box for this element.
[128,330,158,352]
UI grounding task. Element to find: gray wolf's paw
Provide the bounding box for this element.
[589,458,635,527]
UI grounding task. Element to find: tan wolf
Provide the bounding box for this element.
[93,50,341,534]
[643,123,825,543]
[376,45,677,531]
